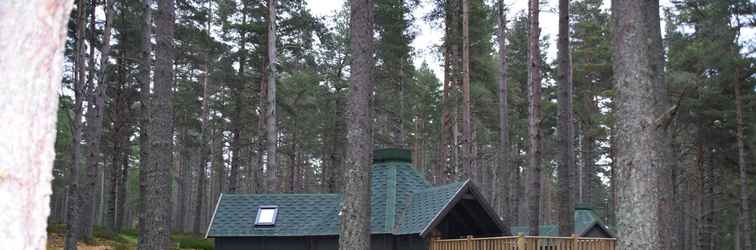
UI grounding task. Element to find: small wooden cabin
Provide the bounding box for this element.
[510,206,615,238]
[205,149,506,250]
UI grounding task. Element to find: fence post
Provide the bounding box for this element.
[517,233,525,250]
[466,235,473,250]
[571,234,578,250]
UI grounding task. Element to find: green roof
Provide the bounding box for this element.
[206,151,495,238]
[510,208,614,237]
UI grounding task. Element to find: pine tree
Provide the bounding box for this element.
[139,0,175,247]
[556,0,575,237]
[339,0,374,249]
[611,0,669,248]
[495,0,512,233]
[526,0,543,236]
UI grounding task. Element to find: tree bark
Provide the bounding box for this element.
[267,0,279,194]
[137,0,153,240]
[734,63,752,250]
[0,0,73,247]
[139,0,174,247]
[611,0,670,249]
[556,0,575,237]
[461,0,473,182]
[495,0,512,234]
[194,0,213,230]
[526,0,543,236]
[338,0,374,249]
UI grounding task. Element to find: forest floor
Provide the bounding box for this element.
[46,224,213,250]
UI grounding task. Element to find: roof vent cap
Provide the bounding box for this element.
[373,148,412,163]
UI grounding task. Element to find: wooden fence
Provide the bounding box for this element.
[430,235,616,250]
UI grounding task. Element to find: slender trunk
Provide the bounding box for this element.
[735,63,752,250]
[0,0,73,247]
[65,0,88,247]
[115,150,128,231]
[611,0,669,248]
[267,0,279,193]
[82,0,114,239]
[137,0,153,240]
[80,0,99,240]
[526,0,542,236]
[139,0,174,247]
[556,0,575,237]
[137,0,153,238]
[461,0,473,182]
[194,29,211,235]
[495,0,511,234]
[339,0,374,249]
[177,129,189,231]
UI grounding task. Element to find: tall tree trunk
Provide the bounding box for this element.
[139,0,174,247]
[194,48,211,235]
[267,0,279,193]
[137,0,153,238]
[137,0,153,240]
[526,0,543,236]
[339,0,374,249]
[495,0,512,234]
[611,0,670,248]
[556,0,575,237]
[0,0,73,248]
[229,2,247,193]
[461,0,473,182]
[65,0,88,247]
[80,0,98,240]
[82,0,114,240]
[734,63,752,250]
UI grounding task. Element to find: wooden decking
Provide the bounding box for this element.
[430,235,616,250]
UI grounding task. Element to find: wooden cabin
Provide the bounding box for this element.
[205,149,506,250]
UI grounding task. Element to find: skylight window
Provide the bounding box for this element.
[255,206,278,226]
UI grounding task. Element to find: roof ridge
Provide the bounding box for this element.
[220,193,341,197]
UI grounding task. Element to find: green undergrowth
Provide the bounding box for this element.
[47,224,213,250]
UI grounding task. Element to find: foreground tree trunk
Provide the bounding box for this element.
[495,0,512,234]
[338,0,374,249]
[139,0,175,247]
[611,0,670,249]
[0,0,73,247]
[526,0,543,236]
[556,0,575,237]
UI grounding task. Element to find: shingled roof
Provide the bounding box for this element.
[510,207,615,237]
[205,149,504,238]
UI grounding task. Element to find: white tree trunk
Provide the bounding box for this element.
[0,0,74,248]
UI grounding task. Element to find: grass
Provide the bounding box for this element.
[47,224,213,250]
